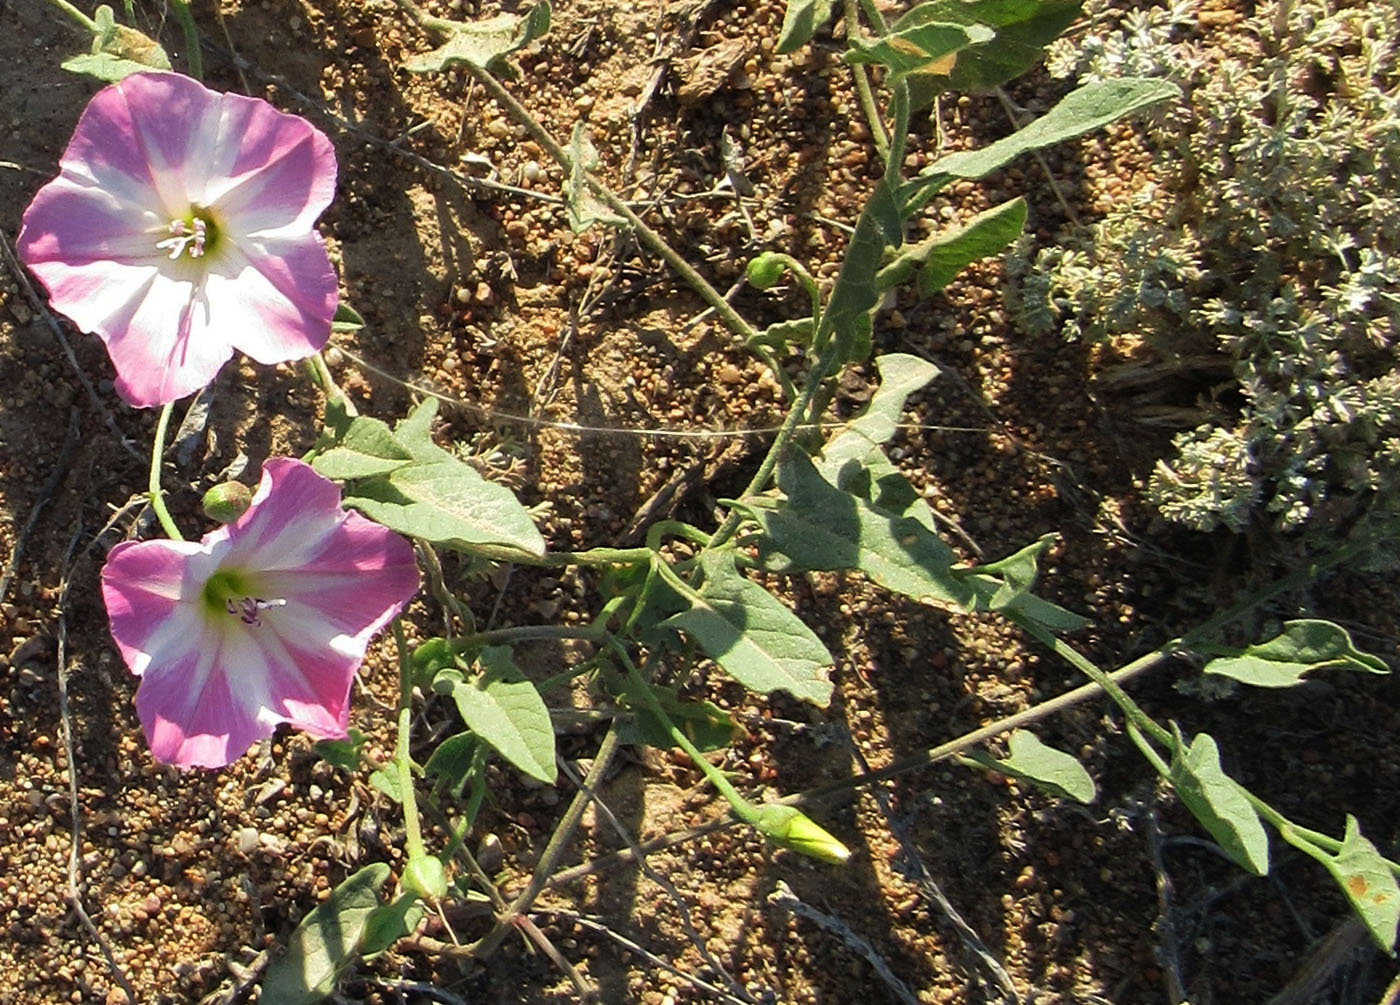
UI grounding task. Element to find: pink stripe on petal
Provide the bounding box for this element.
[18,175,165,267]
[209,109,337,235]
[203,239,335,364]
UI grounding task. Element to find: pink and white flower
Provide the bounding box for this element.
[101,459,419,769]
[17,72,339,407]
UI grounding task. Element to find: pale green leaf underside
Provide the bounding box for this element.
[1168,731,1270,876]
[978,729,1096,804]
[452,646,557,784]
[402,1,551,73]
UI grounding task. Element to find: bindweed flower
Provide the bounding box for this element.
[17,72,339,407]
[101,459,419,769]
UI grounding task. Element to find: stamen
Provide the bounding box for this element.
[224,596,287,628]
[154,216,209,260]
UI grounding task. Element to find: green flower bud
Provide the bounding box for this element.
[201,481,252,524]
[402,854,449,904]
[746,252,788,290]
[752,804,850,864]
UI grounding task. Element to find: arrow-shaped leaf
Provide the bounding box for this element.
[452,646,556,784]
[1168,729,1269,876]
[403,2,551,73]
[1203,619,1389,689]
[661,552,834,706]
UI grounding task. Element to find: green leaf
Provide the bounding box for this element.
[423,731,480,798]
[402,1,551,73]
[877,198,1028,296]
[360,894,426,959]
[392,400,457,464]
[562,122,626,233]
[906,78,1180,205]
[616,684,741,752]
[1167,730,1269,876]
[748,317,816,353]
[261,864,391,1004]
[452,646,557,784]
[313,729,366,773]
[776,0,837,53]
[820,179,904,362]
[331,302,365,333]
[753,451,975,608]
[820,354,942,477]
[845,20,995,86]
[971,729,1096,803]
[311,416,414,480]
[1203,619,1389,689]
[369,767,402,804]
[1312,816,1400,951]
[660,552,834,706]
[895,0,1082,104]
[345,459,545,557]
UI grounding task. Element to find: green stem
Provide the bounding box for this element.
[304,351,357,417]
[611,640,759,825]
[1017,617,1174,748]
[43,0,95,31]
[168,0,203,80]
[449,624,607,653]
[471,724,625,957]
[147,402,183,542]
[843,0,890,164]
[393,619,427,861]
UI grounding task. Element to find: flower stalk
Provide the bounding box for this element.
[147,402,183,542]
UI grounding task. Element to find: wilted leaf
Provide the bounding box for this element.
[563,123,626,233]
[1312,816,1400,950]
[403,2,551,73]
[846,20,995,85]
[262,864,391,1004]
[1204,619,1389,688]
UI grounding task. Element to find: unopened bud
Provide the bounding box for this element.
[753,804,850,864]
[402,854,449,904]
[746,252,788,290]
[201,481,252,524]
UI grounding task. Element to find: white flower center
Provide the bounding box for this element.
[155,217,208,260]
[225,596,287,628]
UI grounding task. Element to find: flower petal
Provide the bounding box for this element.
[204,236,336,364]
[101,537,225,677]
